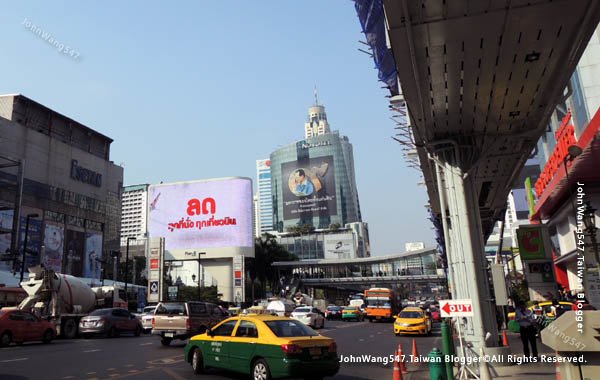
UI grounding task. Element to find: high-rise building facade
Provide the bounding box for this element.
[120,184,149,245]
[255,159,273,236]
[271,102,362,232]
[304,104,331,139]
[0,94,123,279]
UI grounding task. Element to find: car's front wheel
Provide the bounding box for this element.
[252,358,272,380]
[0,331,12,347]
[42,329,53,343]
[191,348,204,374]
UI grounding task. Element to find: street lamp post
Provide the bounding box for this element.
[110,250,121,282]
[191,252,206,300]
[125,237,136,302]
[20,213,39,283]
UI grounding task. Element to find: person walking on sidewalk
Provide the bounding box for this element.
[516,300,538,358]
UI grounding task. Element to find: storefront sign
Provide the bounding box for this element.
[517,225,550,260]
[301,140,331,149]
[534,112,577,197]
[71,160,102,187]
[525,177,536,217]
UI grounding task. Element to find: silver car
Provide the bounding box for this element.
[79,308,143,338]
[140,305,157,333]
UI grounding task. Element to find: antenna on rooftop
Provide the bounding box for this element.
[314,85,319,106]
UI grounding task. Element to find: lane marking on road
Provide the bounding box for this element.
[0,358,28,363]
[161,368,188,380]
[107,368,116,371]
[83,349,101,353]
[147,355,184,365]
[124,364,134,367]
[139,342,153,346]
[62,377,75,379]
[127,370,139,373]
[86,372,96,375]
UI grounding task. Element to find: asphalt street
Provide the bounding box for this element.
[0,320,445,380]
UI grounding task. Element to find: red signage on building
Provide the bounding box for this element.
[439,299,474,317]
[535,111,577,197]
[234,270,242,279]
[150,258,159,270]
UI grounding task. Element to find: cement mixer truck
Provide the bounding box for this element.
[14,266,127,338]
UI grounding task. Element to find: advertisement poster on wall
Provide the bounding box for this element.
[324,235,355,259]
[148,178,253,252]
[0,210,14,272]
[84,232,103,279]
[20,216,43,270]
[42,221,64,273]
[281,156,337,220]
[65,230,85,276]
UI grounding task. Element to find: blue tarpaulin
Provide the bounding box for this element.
[354,0,399,95]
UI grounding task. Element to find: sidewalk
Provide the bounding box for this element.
[404,332,556,379]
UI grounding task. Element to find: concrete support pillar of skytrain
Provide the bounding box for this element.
[436,152,499,351]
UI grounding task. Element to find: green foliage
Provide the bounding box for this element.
[329,223,341,231]
[285,224,315,235]
[174,285,220,303]
[247,234,296,300]
[510,279,530,304]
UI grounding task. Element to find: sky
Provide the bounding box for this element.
[0,1,435,255]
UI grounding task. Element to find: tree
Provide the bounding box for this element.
[329,223,341,231]
[247,234,296,300]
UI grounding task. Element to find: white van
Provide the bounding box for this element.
[266,299,296,317]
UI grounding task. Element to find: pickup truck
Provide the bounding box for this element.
[151,301,227,346]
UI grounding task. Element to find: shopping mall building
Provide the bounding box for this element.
[529,27,600,306]
[0,94,123,280]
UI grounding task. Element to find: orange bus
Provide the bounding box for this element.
[364,287,398,322]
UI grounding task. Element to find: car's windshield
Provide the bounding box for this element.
[399,311,423,319]
[155,303,186,315]
[89,309,112,316]
[265,320,319,337]
[343,306,357,311]
[327,306,340,311]
[294,307,311,313]
[143,306,156,313]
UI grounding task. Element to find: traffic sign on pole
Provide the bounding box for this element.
[439,299,474,317]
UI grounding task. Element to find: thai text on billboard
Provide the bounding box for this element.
[281,156,337,220]
[148,178,253,251]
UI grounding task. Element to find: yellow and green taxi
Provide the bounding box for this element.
[507,301,574,320]
[393,307,432,336]
[342,306,364,322]
[184,314,339,380]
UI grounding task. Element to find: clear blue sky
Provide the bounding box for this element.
[0,1,434,255]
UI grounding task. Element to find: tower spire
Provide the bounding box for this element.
[314,85,319,106]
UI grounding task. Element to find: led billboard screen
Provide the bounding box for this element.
[148,178,253,251]
[281,156,337,220]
